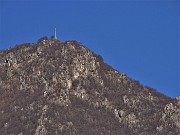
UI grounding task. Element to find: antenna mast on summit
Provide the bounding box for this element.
[55,28,57,39]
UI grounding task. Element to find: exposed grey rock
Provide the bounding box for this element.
[0,39,179,135]
[176,96,180,106]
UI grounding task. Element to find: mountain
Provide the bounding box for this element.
[0,38,179,135]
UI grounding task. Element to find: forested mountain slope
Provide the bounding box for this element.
[0,39,179,135]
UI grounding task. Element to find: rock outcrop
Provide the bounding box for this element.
[0,39,179,135]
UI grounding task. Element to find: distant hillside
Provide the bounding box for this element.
[0,38,179,135]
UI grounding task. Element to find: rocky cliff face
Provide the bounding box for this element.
[0,39,179,135]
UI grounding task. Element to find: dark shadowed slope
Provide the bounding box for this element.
[0,39,179,135]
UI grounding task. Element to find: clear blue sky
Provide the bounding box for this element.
[0,0,179,98]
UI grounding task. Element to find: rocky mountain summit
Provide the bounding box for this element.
[0,38,179,135]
